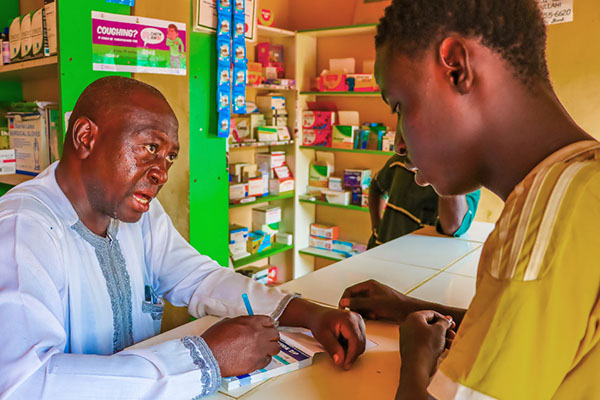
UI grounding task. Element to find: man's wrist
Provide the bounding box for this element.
[397,363,431,400]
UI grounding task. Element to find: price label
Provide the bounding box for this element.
[538,0,573,25]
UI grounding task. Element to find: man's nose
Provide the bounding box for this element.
[148,164,168,185]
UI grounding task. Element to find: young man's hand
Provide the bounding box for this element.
[279,298,366,370]
[201,316,280,377]
[395,310,455,400]
[338,279,415,323]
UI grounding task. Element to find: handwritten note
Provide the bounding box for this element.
[538,0,574,25]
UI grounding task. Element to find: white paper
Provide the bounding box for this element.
[537,0,573,25]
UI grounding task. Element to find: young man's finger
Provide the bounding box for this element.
[339,297,377,314]
[317,330,345,366]
[340,322,366,370]
[339,280,376,303]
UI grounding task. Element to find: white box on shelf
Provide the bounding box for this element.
[270,177,294,194]
[276,232,293,245]
[256,95,286,111]
[0,149,16,175]
[253,205,282,226]
[229,183,247,201]
[322,189,350,205]
[309,236,333,251]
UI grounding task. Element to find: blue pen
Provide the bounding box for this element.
[242,293,254,315]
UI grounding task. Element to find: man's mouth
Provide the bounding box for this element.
[132,192,152,205]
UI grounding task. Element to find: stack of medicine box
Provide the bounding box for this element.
[248,204,282,254]
[302,110,336,147]
[229,224,250,261]
[308,223,338,252]
[229,162,269,203]
[256,151,294,195]
[255,95,290,142]
[343,168,371,207]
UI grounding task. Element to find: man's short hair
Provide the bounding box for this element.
[168,24,178,32]
[375,0,549,86]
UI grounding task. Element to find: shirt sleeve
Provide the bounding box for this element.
[428,174,600,399]
[437,189,481,237]
[0,212,221,399]
[372,154,403,194]
[143,200,297,321]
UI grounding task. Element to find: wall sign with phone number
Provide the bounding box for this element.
[537,0,573,25]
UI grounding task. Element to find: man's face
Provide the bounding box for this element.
[84,92,179,223]
[375,43,479,196]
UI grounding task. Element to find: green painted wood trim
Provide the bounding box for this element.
[299,146,394,156]
[299,198,369,212]
[57,0,131,139]
[300,91,381,97]
[233,244,294,269]
[298,248,345,261]
[229,192,294,208]
[297,23,377,34]
[0,183,12,197]
[188,32,229,266]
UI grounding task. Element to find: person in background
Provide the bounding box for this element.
[0,76,365,399]
[341,0,600,398]
[368,149,480,249]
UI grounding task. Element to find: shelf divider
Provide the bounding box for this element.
[299,198,369,212]
[230,192,295,208]
[298,247,346,261]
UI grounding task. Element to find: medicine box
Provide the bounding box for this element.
[332,239,354,257]
[310,223,339,240]
[256,151,285,177]
[276,232,293,246]
[0,149,16,175]
[253,204,282,226]
[229,224,249,243]
[20,12,33,60]
[328,176,343,191]
[302,111,335,130]
[309,236,333,251]
[302,129,331,147]
[343,169,372,189]
[308,163,332,188]
[337,111,360,126]
[257,126,279,142]
[332,125,358,149]
[9,16,21,61]
[257,42,284,67]
[346,73,379,92]
[232,117,252,142]
[321,189,350,205]
[229,183,247,201]
[269,177,294,195]
[44,1,57,55]
[247,176,265,197]
[256,95,286,111]
[312,73,348,92]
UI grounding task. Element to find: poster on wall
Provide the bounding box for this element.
[92,11,187,75]
[195,0,257,42]
[537,0,573,25]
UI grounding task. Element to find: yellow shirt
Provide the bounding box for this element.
[428,140,600,400]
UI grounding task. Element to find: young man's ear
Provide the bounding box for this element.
[439,37,474,94]
[71,117,98,159]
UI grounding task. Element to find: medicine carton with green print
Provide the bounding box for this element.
[308,151,334,188]
[9,16,21,61]
[19,12,34,60]
[332,125,358,149]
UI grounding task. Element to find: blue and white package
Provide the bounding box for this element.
[233,0,245,15]
[217,38,231,65]
[232,87,246,114]
[217,14,231,38]
[233,14,245,40]
[218,65,231,86]
[218,0,232,14]
[233,66,247,88]
[218,110,231,138]
[218,84,231,112]
[233,39,246,65]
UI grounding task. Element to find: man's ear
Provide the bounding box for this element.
[71,117,98,159]
[438,37,473,94]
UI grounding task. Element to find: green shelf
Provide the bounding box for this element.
[299,146,394,156]
[298,247,345,261]
[229,192,295,208]
[300,91,381,97]
[233,244,294,269]
[299,198,370,212]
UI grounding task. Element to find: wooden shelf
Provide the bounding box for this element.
[230,140,294,149]
[0,173,35,186]
[299,198,369,212]
[233,244,294,268]
[0,56,58,81]
[297,24,377,38]
[229,192,295,208]
[299,146,394,156]
[300,91,381,97]
[298,247,345,261]
[257,25,296,39]
[247,84,297,92]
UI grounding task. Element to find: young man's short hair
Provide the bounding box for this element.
[375,0,550,86]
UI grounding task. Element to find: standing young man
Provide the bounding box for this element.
[0,76,365,399]
[340,0,600,398]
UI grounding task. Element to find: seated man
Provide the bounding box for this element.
[341,0,600,398]
[368,152,480,249]
[0,76,365,399]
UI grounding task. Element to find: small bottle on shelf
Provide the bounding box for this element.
[0,28,10,66]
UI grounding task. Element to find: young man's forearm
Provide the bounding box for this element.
[369,184,384,230]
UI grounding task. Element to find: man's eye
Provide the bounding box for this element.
[167,153,178,162]
[145,144,158,154]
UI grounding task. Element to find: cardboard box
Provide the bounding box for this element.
[8,102,58,175]
[273,165,291,179]
[343,169,372,189]
[230,162,250,182]
[328,176,343,191]
[256,42,284,67]
[43,1,57,56]
[313,73,348,92]
[329,57,355,74]
[229,183,247,201]
[309,236,333,251]
[269,177,294,194]
[346,73,379,92]
[276,126,291,140]
[302,111,335,130]
[232,117,252,142]
[256,151,285,177]
[276,232,293,245]
[310,223,339,239]
[382,134,395,152]
[257,126,278,142]
[9,16,21,61]
[332,125,358,149]
[20,13,33,60]
[248,176,265,197]
[332,239,354,257]
[229,224,249,243]
[30,8,45,58]
[337,111,360,126]
[0,149,16,175]
[252,204,282,226]
[236,265,275,285]
[302,129,331,147]
[247,61,263,86]
[308,163,332,188]
[256,95,286,111]
[241,164,258,181]
[322,189,350,205]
